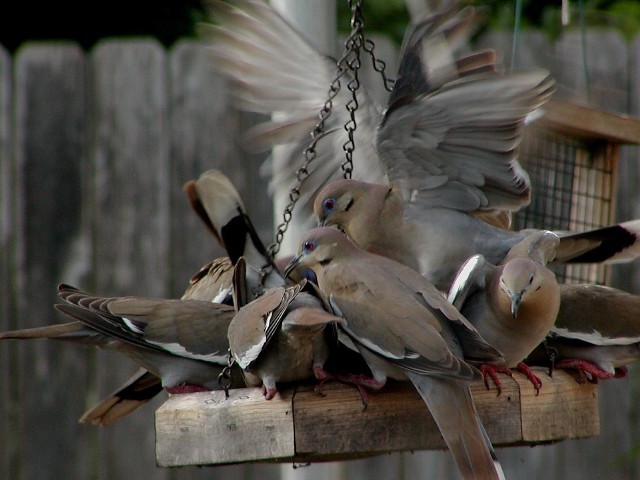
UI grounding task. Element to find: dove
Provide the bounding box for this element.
[448,230,561,393]
[228,257,345,399]
[526,283,640,382]
[285,227,505,480]
[79,368,164,426]
[315,179,640,291]
[183,168,283,293]
[0,284,239,395]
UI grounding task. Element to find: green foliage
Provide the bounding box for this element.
[336,0,640,45]
[337,0,409,45]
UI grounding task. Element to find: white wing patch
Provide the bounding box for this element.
[149,340,227,364]
[447,255,483,304]
[551,326,640,346]
[122,317,145,335]
[212,286,232,304]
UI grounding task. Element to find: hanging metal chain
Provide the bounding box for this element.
[267,0,395,258]
[542,340,558,378]
[339,0,364,180]
[340,1,394,178]
[362,37,395,93]
[217,348,236,398]
[267,74,346,258]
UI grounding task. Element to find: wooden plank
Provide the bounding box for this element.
[537,99,640,145]
[155,368,598,467]
[156,388,296,467]
[293,377,520,459]
[90,39,171,480]
[11,41,93,480]
[519,370,599,442]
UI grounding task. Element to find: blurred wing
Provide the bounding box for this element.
[377,4,554,214]
[378,70,553,214]
[203,0,386,231]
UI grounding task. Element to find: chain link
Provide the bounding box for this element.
[217,348,236,398]
[267,75,346,258]
[268,0,395,257]
[542,340,558,378]
[362,38,395,93]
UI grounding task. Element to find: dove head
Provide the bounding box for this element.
[284,227,357,281]
[313,179,401,251]
[497,258,558,321]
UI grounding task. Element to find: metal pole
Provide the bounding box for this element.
[268,0,336,257]
[270,4,343,476]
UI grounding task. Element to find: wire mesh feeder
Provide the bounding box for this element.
[514,98,640,285]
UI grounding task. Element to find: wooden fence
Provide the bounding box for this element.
[2,28,640,480]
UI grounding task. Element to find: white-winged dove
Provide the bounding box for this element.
[183,171,352,399]
[526,283,640,381]
[80,169,270,424]
[0,284,241,396]
[228,258,345,399]
[183,168,283,292]
[448,230,561,393]
[17,169,290,426]
[314,179,640,291]
[202,1,528,253]
[285,227,505,480]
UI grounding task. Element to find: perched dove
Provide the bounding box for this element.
[526,283,640,381]
[315,179,640,291]
[285,227,505,480]
[448,230,561,393]
[0,284,240,396]
[228,259,345,399]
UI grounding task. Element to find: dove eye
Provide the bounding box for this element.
[302,240,317,253]
[322,198,336,213]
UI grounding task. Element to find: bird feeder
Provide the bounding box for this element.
[155,369,598,466]
[154,99,640,467]
[515,98,640,285]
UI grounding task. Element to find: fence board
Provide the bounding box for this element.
[12,42,93,480]
[477,30,553,71]
[0,43,16,480]
[90,39,171,480]
[553,30,628,112]
[168,40,239,297]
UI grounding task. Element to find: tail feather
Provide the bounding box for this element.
[0,321,106,346]
[80,369,163,426]
[407,372,504,480]
[186,169,284,289]
[557,219,640,264]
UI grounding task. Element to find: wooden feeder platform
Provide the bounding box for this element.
[155,367,599,467]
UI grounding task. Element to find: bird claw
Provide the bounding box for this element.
[312,365,334,396]
[263,385,278,400]
[555,358,615,383]
[516,362,542,395]
[479,364,512,396]
[331,373,385,409]
[166,384,210,395]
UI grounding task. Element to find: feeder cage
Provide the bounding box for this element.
[515,98,640,285]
